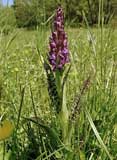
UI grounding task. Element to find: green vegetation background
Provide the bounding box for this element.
[0,0,117,160]
[0,0,117,30]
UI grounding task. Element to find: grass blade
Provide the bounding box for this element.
[85,107,113,160]
[5,32,18,50]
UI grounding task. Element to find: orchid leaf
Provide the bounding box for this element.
[24,117,62,149]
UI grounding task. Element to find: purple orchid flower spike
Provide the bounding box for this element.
[49,6,69,71]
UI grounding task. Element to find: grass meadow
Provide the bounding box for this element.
[0,25,117,160]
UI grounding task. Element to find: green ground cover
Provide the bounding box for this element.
[0,27,116,159]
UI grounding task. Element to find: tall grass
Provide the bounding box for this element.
[0,3,117,160]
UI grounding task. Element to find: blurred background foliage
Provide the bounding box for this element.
[0,0,116,30]
[0,5,16,34]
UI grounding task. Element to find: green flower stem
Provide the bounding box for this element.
[55,70,69,145]
[66,122,74,147]
[60,83,69,144]
[55,70,62,99]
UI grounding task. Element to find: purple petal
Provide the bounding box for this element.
[48,6,70,71]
